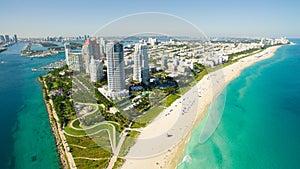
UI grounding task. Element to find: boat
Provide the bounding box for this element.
[0,48,7,53]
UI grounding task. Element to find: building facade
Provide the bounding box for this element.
[89,58,103,82]
[14,34,18,43]
[133,43,150,83]
[64,43,83,72]
[4,35,10,42]
[106,42,126,91]
[82,38,101,74]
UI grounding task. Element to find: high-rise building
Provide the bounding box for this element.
[99,37,105,56]
[82,38,101,74]
[4,35,10,42]
[106,42,125,91]
[65,43,83,72]
[148,37,157,46]
[0,35,5,43]
[14,34,18,43]
[133,43,150,83]
[89,58,103,82]
[161,55,168,69]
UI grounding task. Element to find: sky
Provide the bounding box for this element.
[0,0,299,38]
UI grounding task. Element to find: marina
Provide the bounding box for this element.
[31,59,66,72]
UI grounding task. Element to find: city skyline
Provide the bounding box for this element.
[0,0,299,38]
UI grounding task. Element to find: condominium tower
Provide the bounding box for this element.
[133,43,150,83]
[64,43,83,72]
[82,38,101,74]
[105,42,125,91]
[82,38,103,82]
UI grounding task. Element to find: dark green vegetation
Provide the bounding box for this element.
[42,66,115,169]
[228,48,261,60]
[132,93,151,112]
[42,65,74,127]
[39,42,58,47]
[95,89,114,108]
[192,62,206,75]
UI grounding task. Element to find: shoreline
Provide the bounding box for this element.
[121,45,282,169]
[38,77,77,169]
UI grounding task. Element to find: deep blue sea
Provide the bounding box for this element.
[178,39,300,169]
[0,43,64,169]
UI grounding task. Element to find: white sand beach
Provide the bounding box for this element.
[121,45,282,169]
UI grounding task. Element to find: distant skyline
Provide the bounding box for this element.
[1,0,299,38]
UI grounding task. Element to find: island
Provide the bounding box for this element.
[21,42,60,58]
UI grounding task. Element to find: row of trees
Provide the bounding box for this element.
[192,62,206,76]
[228,48,260,60]
[94,88,114,108]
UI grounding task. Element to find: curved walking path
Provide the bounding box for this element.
[64,121,120,153]
[69,144,87,149]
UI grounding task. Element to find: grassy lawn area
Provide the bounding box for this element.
[66,132,113,158]
[65,135,99,148]
[149,89,166,105]
[119,131,140,157]
[162,94,180,107]
[72,90,96,103]
[65,122,118,139]
[132,106,164,128]
[64,125,87,135]
[74,159,110,169]
[179,85,191,95]
[80,109,105,127]
[70,145,112,159]
[193,70,208,83]
[84,123,116,136]
[72,119,81,129]
[76,74,95,90]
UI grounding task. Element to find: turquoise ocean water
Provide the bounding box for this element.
[1,40,300,169]
[0,43,63,169]
[178,39,300,169]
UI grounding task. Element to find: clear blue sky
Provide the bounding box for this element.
[1,0,299,38]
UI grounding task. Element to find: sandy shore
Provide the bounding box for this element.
[121,45,282,169]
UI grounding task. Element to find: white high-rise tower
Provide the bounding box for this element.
[89,58,103,82]
[106,42,126,91]
[133,43,150,83]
